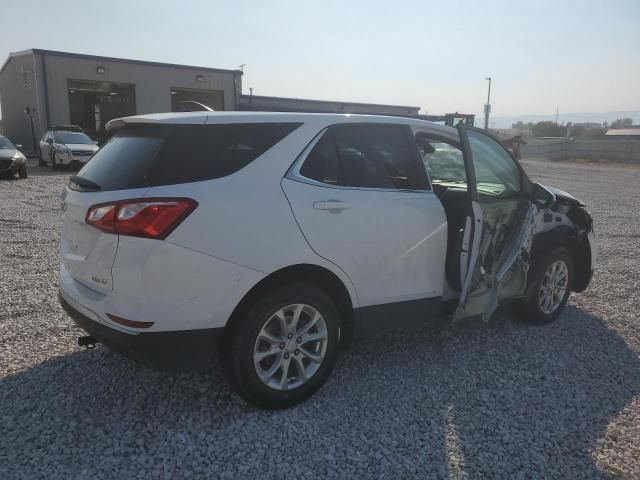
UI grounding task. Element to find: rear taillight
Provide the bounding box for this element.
[85,198,197,239]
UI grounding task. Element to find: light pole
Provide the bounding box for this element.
[484,77,492,130]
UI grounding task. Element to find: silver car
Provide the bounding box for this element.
[0,135,28,179]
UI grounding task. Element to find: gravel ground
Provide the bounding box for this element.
[1,159,639,479]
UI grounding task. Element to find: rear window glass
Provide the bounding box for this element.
[75,123,301,191]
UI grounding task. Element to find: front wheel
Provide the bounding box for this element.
[219,283,340,409]
[519,247,574,325]
[18,165,28,179]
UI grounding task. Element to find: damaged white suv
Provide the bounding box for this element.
[58,112,596,409]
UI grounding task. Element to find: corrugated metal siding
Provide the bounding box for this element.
[43,54,238,127]
[0,53,41,149]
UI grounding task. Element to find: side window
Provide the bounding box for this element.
[467,130,521,198]
[331,125,427,190]
[149,123,301,186]
[415,132,466,183]
[299,131,341,185]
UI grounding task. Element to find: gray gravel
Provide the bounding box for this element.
[1,160,639,479]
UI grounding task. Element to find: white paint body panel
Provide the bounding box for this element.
[58,112,528,336]
[281,178,448,306]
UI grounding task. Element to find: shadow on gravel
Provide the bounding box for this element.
[25,166,73,177]
[1,306,638,478]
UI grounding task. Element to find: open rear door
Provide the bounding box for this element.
[454,124,535,321]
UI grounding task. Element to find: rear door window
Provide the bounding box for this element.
[299,131,342,185]
[297,124,428,190]
[75,123,301,191]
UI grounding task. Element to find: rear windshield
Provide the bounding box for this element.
[74,123,301,191]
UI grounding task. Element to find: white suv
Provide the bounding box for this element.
[58,112,596,408]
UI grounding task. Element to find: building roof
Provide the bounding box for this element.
[0,49,243,76]
[605,128,640,136]
[239,94,420,112]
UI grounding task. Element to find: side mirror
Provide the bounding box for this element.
[46,138,53,144]
[15,144,23,150]
[531,183,555,209]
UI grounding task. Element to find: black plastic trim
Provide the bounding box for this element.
[353,297,441,339]
[59,293,222,371]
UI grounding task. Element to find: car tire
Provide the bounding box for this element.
[18,165,28,179]
[519,246,574,325]
[219,283,340,409]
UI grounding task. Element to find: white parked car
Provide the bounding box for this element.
[39,126,99,170]
[58,112,596,408]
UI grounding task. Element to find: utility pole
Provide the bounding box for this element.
[484,77,492,130]
[555,106,559,124]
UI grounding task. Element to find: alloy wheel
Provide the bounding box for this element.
[538,260,569,315]
[253,303,328,391]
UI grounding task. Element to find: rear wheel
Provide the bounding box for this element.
[519,247,573,325]
[219,283,340,409]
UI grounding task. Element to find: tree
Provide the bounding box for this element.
[609,118,633,129]
[569,125,606,139]
[531,121,567,137]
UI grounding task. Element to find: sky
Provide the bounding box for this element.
[1,0,639,120]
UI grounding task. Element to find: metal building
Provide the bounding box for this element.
[0,49,243,150]
[238,94,420,116]
[0,48,432,153]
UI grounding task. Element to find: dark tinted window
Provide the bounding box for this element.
[76,129,163,190]
[75,123,300,191]
[331,125,427,190]
[149,123,300,186]
[299,132,341,185]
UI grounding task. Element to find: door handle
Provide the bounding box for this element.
[313,201,349,211]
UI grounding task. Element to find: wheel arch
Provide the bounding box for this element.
[530,225,591,293]
[222,263,356,349]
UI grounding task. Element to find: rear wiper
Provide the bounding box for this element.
[69,175,101,190]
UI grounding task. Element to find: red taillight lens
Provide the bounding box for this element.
[86,198,197,239]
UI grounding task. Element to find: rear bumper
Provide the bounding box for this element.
[59,292,223,371]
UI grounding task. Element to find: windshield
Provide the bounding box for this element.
[53,132,93,145]
[0,136,15,149]
[418,140,467,183]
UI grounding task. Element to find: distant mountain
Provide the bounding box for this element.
[487,111,640,129]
